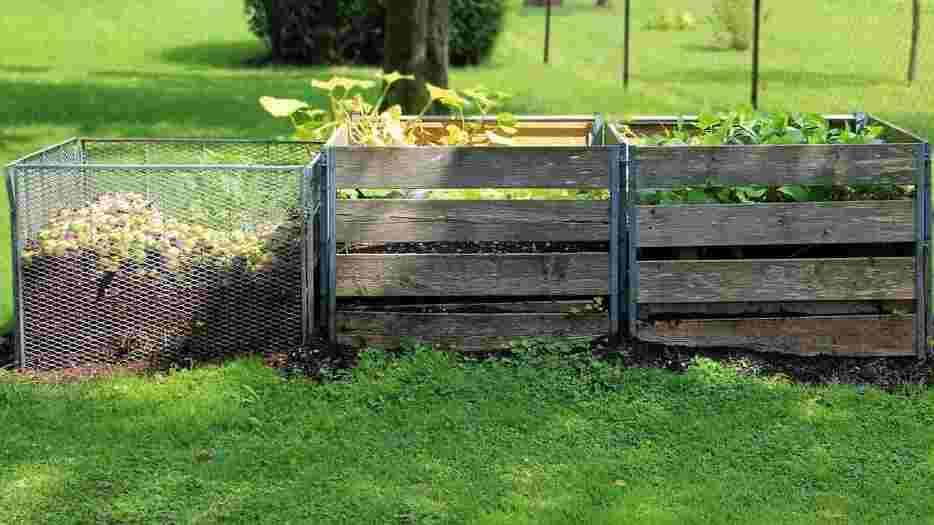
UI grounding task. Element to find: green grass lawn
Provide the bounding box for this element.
[1,0,933,333]
[2,4,934,520]
[2,345,934,524]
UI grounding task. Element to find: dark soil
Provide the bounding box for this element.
[590,336,934,391]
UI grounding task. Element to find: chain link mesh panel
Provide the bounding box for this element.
[7,139,320,371]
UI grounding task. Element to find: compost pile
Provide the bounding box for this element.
[19,192,303,370]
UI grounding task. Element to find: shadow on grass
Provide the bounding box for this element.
[0,76,328,138]
[158,41,272,69]
[0,65,52,74]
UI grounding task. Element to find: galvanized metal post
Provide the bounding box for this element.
[325,149,337,345]
[301,160,315,346]
[917,141,932,357]
[609,146,624,346]
[5,167,24,368]
[317,151,330,343]
[625,143,640,337]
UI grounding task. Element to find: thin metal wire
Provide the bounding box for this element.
[9,138,320,370]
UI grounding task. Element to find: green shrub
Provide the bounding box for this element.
[709,0,752,50]
[644,9,696,31]
[243,0,506,66]
[450,0,507,66]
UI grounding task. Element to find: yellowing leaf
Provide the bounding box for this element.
[311,77,375,92]
[426,83,466,108]
[258,96,308,117]
[384,104,403,120]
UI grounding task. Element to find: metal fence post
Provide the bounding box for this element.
[609,146,624,346]
[5,166,24,368]
[917,141,932,357]
[301,160,315,346]
[317,149,337,346]
[625,143,640,338]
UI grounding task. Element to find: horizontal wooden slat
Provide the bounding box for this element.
[639,201,914,247]
[337,254,913,302]
[337,200,608,242]
[340,299,913,317]
[331,147,611,188]
[639,315,915,357]
[634,143,920,188]
[335,310,915,356]
[337,200,912,245]
[336,310,606,351]
[639,257,913,303]
[336,253,609,296]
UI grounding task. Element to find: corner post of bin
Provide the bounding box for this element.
[917,140,933,358]
[301,155,318,347]
[624,141,639,339]
[609,143,624,346]
[4,162,24,368]
[316,146,337,346]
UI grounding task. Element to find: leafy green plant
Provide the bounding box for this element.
[620,108,905,205]
[260,73,518,147]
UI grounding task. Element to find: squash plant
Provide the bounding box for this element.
[260,72,518,147]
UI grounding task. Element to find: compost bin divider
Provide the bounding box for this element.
[609,143,623,345]
[918,141,933,357]
[625,141,640,339]
[5,164,24,367]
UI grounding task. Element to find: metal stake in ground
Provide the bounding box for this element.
[544,0,552,64]
[751,0,762,109]
[622,0,630,88]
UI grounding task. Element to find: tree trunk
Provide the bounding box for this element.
[908,0,921,84]
[424,0,450,115]
[383,0,430,114]
[262,0,283,60]
[315,0,338,64]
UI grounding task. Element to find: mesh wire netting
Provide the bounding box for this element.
[7,138,320,371]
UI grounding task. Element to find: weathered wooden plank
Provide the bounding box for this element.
[335,310,914,356]
[639,257,914,303]
[341,299,913,317]
[639,315,915,357]
[336,254,913,302]
[336,253,609,296]
[336,310,606,351]
[639,201,914,247]
[337,200,608,242]
[336,200,913,245]
[634,143,920,188]
[331,147,611,188]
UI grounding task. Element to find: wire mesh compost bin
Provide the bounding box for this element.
[5,138,322,370]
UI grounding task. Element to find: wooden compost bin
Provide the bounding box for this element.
[608,115,932,357]
[326,116,614,350]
